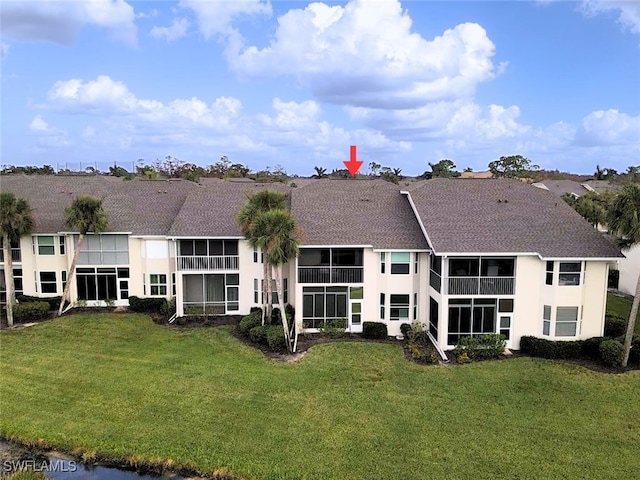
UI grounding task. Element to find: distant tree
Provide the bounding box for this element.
[225,163,250,178]
[488,155,539,178]
[607,184,640,367]
[0,165,55,175]
[463,167,473,173]
[312,166,328,179]
[85,166,99,175]
[562,191,614,228]
[108,165,130,177]
[625,165,640,183]
[427,159,460,178]
[330,168,352,179]
[603,168,618,180]
[58,196,108,316]
[368,161,381,177]
[206,156,232,178]
[593,165,606,181]
[0,193,34,327]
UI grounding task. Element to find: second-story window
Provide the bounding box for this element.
[559,262,582,286]
[390,252,410,274]
[35,236,55,255]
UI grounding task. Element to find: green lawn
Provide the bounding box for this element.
[607,292,640,334]
[1,314,639,480]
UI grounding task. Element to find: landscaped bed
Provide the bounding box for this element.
[1,313,639,480]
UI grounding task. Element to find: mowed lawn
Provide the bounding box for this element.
[607,292,640,334]
[1,315,639,480]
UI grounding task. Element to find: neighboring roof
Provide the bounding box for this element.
[290,179,428,250]
[532,180,589,197]
[168,181,290,237]
[460,170,493,179]
[407,178,622,258]
[582,180,621,194]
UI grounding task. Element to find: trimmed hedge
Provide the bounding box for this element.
[128,296,167,313]
[239,311,262,335]
[266,325,287,352]
[17,295,61,311]
[604,314,627,338]
[249,325,268,344]
[362,322,387,339]
[630,336,640,365]
[400,323,412,339]
[519,336,583,359]
[14,302,50,323]
[600,339,624,367]
[581,336,609,360]
[454,334,506,361]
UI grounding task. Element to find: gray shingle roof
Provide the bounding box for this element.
[291,179,429,249]
[406,178,622,258]
[533,180,590,197]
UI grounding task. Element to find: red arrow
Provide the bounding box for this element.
[343,145,363,176]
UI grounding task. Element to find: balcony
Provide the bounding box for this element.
[298,266,363,284]
[445,276,515,295]
[177,255,239,271]
[0,249,21,263]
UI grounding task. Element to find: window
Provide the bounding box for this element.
[302,286,348,328]
[253,247,263,263]
[62,271,67,290]
[556,307,578,336]
[559,262,581,286]
[480,258,514,277]
[150,274,167,296]
[449,258,479,277]
[283,278,288,304]
[77,234,129,265]
[0,268,24,304]
[414,253,419,275]
[39,271,57,294]
[499,299,514,313]
[59,236,65,255]
[35,236,55,255]
[429,297,439,338]
[182,273,238,314]
[171,273,176,296]
[543,305,551,336]
[179,239,238,257]
[413,292,418,320]
[380,252,386,274]
[77,267,118,301]
[545,261,554,285]
[430,255,442,293]
[380,293,385,320]
[390,252,410,275]
[447,298,496,345]
[254,279,259,304]
[390,294,410,321]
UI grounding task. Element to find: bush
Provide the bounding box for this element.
[250,306,263,317]
[266,325,287,352]
[239,311,262,335]
[320,318,347,338]
[285,304,295,321]
[454,334,506,361]
[600,339,624,367]
[519,336,583,359]
[271,307,282,325]
[128,296,167,313]
[362,322,387,339]
[249,325,268,344]
[400,323,412,339]
[581,337,609,360]
[17,295,61,311]
[407,322,428,344]
[630,336,640,365]
[407,342,439,364]
[13,302,50,323]
[604,314,627,338]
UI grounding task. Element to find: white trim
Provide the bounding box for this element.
[300,244,372,248]
[168,236,244,240]
[400,191,435,252]
[373,248,431,253]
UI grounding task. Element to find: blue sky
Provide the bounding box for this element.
[1,0,639,176]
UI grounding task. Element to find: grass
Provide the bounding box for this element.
[607,292,640,335]
[1,314,640,480]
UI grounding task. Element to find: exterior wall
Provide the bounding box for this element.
[618,244,640,297]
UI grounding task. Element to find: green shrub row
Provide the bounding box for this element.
[14,302,50,323]
[17,294,61,310]
[239,310,262,335]
[600,339,624,367]
[320,318,347,338]
[454,334,506,361]
[604,314,627,338]
[266,325,287,352]
[362,322,387,339]
[128,296,168,313]
[519,336,584,359]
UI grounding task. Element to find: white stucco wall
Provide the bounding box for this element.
[618,244,640,297]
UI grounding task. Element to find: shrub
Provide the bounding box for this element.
[266,325,287,352]
[407,322,428,344]
[604,314,627,338]
[600,339,624,367]
[161,297,176,317]
[362,322,387,339]
[128,296,167,313]
[14,302,50,323]
[320,318,347,338]
[239,311,262,335]
[454,334,506,361]
[271,307,282,325]
[519,336,583,359]
[285,304,295,321]
[250,306,263,317]
[249,325,268,344]
[399,323,412,339]
[630,336,640,365]
[581,337,609,360]
[17,294,61,311]
[407,342,439,364]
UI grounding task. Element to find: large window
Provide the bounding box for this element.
[558,262,582,286]
[448,298,496,345]
[39,271,57,294]
[0,268,23,304]
[390,252,410,274]
[302,286,347,328]
[390,294,410,321]
[449,258,479,277]
[179,239,238,257]
[0,238,21,262]
[77,267,119,301]
[555,307,579,336]
[429,297,439,339]
[149,274,167,296]
[298,248,363,283]
[77,234,129,265]
[182,273,239,315]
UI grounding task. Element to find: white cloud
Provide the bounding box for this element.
[576,109,640,146]
[150,17,190,42]
[179,0,272,38]
[580,0,640,35]
[228,0,500,109]
[0,0,137,46]
[28,115,71,147]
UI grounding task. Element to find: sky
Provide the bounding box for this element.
[1,0,639,176]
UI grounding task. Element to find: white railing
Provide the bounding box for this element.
[298,266,363,284]
[446,276,515,295]
[177,255,239,271]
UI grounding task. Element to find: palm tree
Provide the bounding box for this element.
[58,196,108,316]
[594,165,605,181]
[0,193,34,327]
[312,166,328,179]
[237,189,287,323]
[607,184,640,367]
[252,208,299,352]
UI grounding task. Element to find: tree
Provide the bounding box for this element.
[58,196,108,316]
[427,159,460,178]
[237,189,288,323]
[0,193,34,327]
[593,165,605,181]
[488,155,539,178]
[607,184,640,367]
[368,162,381,177]
[562,191,614,228]
[252,209,299,352]
[312,166,328,179]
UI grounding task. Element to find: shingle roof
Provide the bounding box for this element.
[407,178,622,258]
[291,179,429,250]
[533,180,590,197]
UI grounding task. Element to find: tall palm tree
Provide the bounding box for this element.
[0,193,34,327]
[58,196,108,316]
[607,183,640,367]
[252,208,299,352]
[237,189,287,323]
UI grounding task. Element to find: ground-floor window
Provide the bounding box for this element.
[390,294,410,321]
[302,286,347,328]
[77,267,129,301]
[447,298,497,345]
[258,278,288,305]
[39,271,57,294]
[555,306,579,336]
[0,268,24,305]
[182,273,239,315]
[429,297,439,339]
[149,274,167,296]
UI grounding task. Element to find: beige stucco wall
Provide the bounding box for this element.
[618,244,640,297]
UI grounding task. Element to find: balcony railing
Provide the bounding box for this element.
[298,266,363,284]
[0,249,21,263]
[446,276,515,295]
[177,255,239,271]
